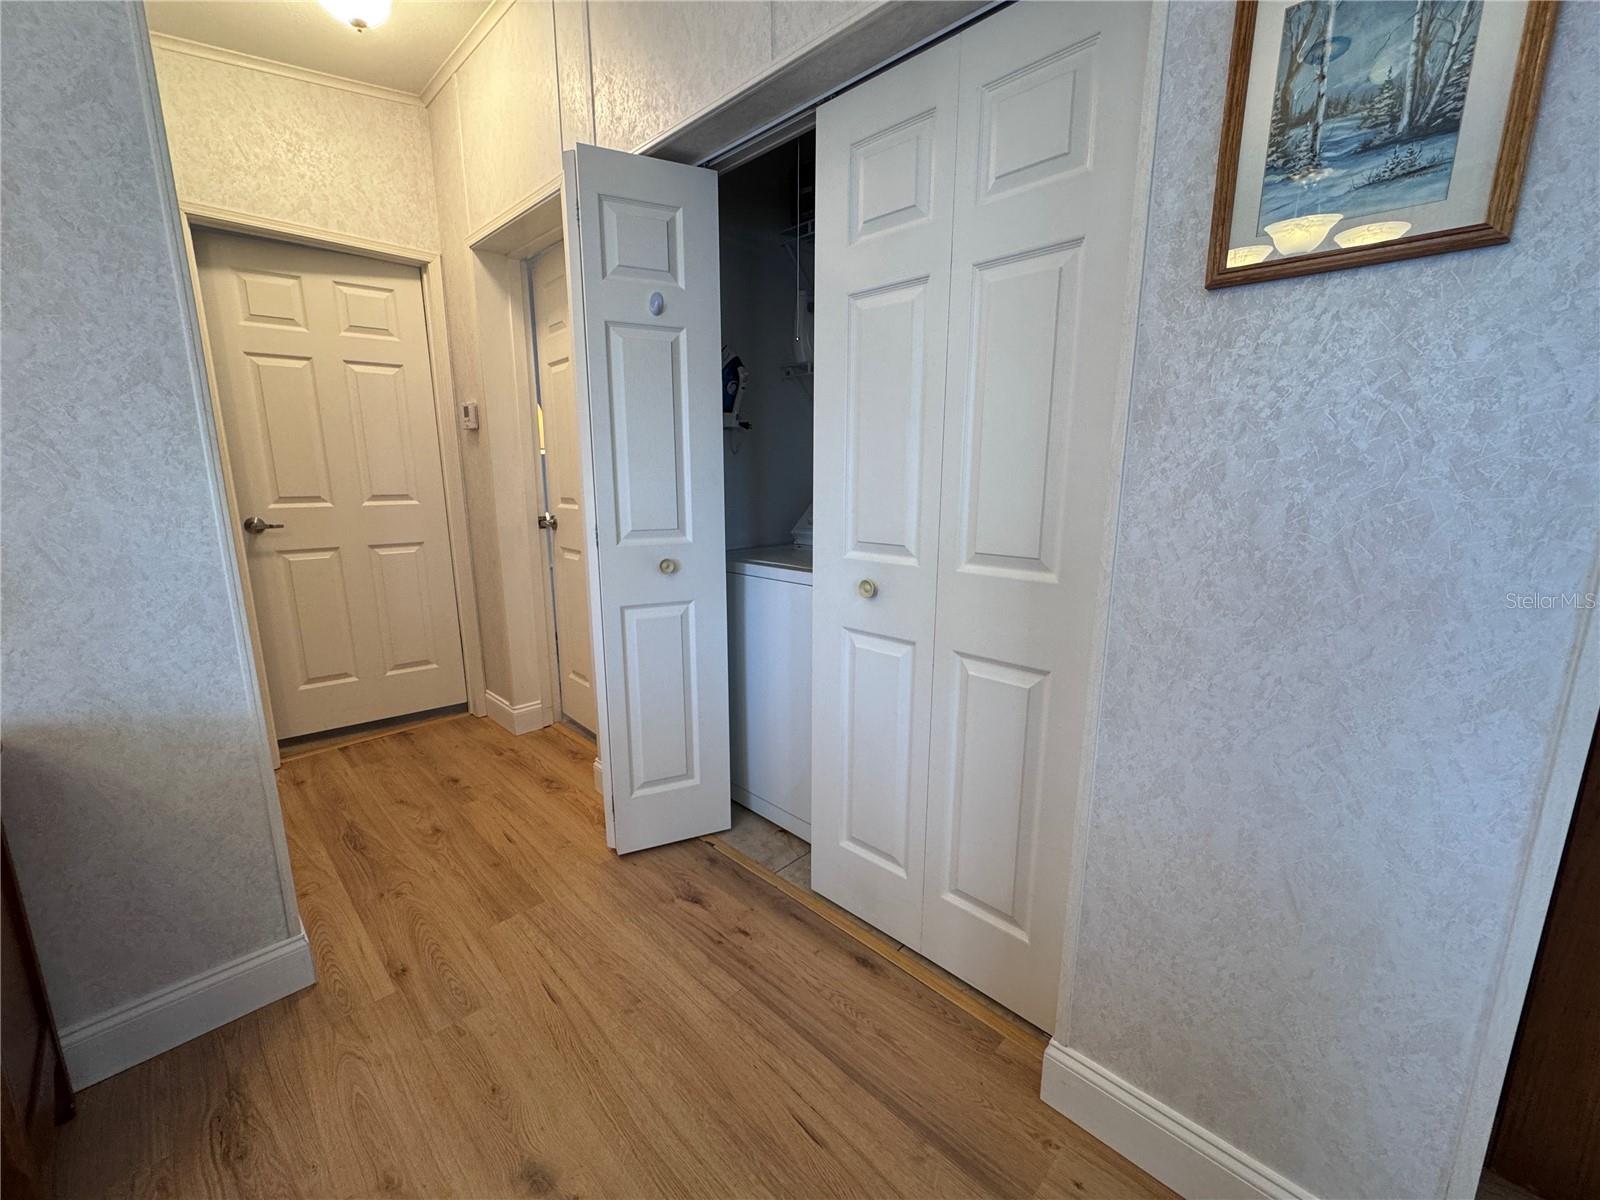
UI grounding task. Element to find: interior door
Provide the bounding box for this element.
[920,0,1153,1029]
[811,40,961,945]
[196,230,467,739]
[562,144,731,854]
[530,247,598,734]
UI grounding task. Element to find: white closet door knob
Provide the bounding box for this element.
[659,558,679,575]
[857,579,878,599]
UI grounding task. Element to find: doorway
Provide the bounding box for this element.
[521,136,821,851]
[1480,720,1600,1200]
[194,229,470,741]
[719,130,817,850]
[528,247,597,735]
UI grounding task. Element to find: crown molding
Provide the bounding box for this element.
[420,0,517,107]
[147,32,424,107]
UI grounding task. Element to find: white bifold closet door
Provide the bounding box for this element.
[812,38,961,947]
[813,1,1152,1029]
[563,144,732,854]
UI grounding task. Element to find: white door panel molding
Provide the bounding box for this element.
[564,144,730,854]
[812,1,1155,1031]
[197,230,468,738]
[812,37,962,947]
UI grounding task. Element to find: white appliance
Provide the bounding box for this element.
[727,545,812,840]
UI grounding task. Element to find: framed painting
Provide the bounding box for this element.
[1206,0,1559,288]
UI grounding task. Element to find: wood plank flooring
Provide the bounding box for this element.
[53,716,1172,1200]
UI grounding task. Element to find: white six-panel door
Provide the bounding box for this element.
[921,1,1153,1030]
[197,230,467,739]
[811,39,962,946]
[563,144,731,854]
[813,1,1152,1028]
[530,247,599,734]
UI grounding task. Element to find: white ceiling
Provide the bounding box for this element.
[144,1,492,95]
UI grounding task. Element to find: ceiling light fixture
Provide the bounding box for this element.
[319,0,392,31]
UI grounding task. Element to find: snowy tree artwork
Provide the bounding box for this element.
[1258,0,1484,230]
[1207,0,1554,287]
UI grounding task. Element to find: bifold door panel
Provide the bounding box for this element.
[196,231,467,739]
[812,38,962,947]
[564,144,731,854]
[813,1,1153,1029]
[530,249,599,734]
[923,0,1153,1034]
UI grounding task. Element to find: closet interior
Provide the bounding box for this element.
[718,133,817,843]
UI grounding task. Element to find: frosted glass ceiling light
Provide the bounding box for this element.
[320,0,392,30]
[1333,221,1413,249]
[1226,245,1274,268]
[1263,213,1342,257]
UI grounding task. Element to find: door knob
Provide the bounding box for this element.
[857,579,878,599]
[659,558,679,575]
[242,516,284,535]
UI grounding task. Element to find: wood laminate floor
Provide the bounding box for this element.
[53,716,1171,1200]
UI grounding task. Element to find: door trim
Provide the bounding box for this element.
[1447,554,1600,1197]
[175,202,489,763]
[524,249,568,732]
[1048,0,1170,1043]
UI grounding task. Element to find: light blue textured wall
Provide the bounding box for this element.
[1,2,293,1027]
[1063,4,1599,1198]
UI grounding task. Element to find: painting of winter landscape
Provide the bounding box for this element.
[1259,0,1483,229]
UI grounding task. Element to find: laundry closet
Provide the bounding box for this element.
[718,134,817,842]
[553,0,1153,1033]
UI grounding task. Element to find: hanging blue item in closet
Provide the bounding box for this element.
[722,349,750,431]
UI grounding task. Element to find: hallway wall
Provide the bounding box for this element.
[1,1,299,1038]
[1054,5,1600,1197]
[150,36,439,252]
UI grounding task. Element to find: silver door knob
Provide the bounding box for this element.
[857,579,878,599]
[242,516,284,535]
[659,558,679,575]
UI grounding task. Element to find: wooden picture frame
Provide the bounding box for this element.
[1205,0,1559,289]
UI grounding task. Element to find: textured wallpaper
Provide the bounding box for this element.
[1064,5,1600,1198]
[455,0,563,234]
[151,43,438,252]
[554,0,596,150]
[1,2,293,1026]
[772,1,877,59]
[589,1,774,152]
[428,78,512,702]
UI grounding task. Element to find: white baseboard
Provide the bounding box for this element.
[484,690,545,736]
[593,756,605,795]
[1040,1041,1314,1200]
[61,930,315,1088]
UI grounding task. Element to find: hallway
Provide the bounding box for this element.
[52,717,1169,1199]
